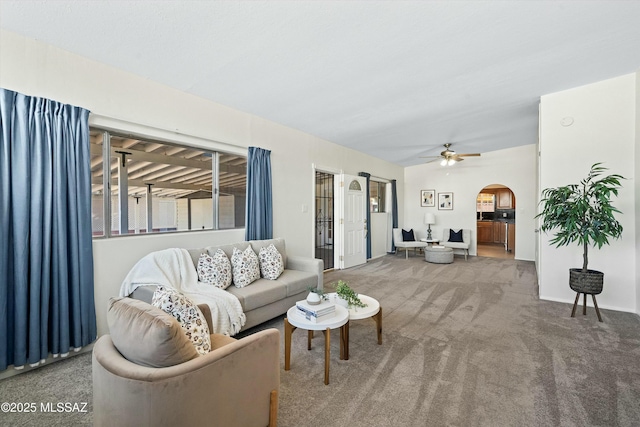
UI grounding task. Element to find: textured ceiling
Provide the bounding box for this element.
[1,1,639,166]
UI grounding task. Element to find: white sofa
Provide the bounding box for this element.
[392,228,428,259]
[129,237,323,332]
[440,229,471,260]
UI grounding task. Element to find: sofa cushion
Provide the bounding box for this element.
[448,229,464,243]
[152,285,211,356]
[226,279,288,311]
[250,238,287,268]
[276,269,319,297]
[107,297,199,368]
[402,229,415,241]
[231,246,261,288]
[197,250,232,289]
[258,244,284,280]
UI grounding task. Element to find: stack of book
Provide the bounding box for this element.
[295,299,336,323]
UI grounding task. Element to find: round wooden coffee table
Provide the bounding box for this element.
[284,305,349,385]
[326,293,382,346]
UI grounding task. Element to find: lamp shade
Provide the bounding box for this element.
[424,213,436,225]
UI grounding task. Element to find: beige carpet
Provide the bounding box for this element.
[259,254,640,426]
[2,254,639,426]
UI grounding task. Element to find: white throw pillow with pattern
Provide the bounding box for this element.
[197,250,232,289]
[258,244,284,280]
[151,285,211,356]
[231,246,261,288]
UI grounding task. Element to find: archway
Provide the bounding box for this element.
[476,184,515,259]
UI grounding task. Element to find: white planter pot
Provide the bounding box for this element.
[306,292,321,305]
[334,296,349,308]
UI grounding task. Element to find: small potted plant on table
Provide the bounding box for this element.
[333,280,367,309]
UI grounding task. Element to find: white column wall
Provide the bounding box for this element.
[404,144,538,261]
[635,71,640,316]
[0,30,404,336]
[370,212,390,259]
[539,73,637,313]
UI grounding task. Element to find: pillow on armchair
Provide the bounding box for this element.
[107,297,200,368]
[402,229,416,241]
[152,285,211,356]
[448,229,464,243]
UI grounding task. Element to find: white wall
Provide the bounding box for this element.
[635,71,640,316]
[0,30,404,336]
[539,73,638,313]
[370,212,390,258]
[404,144,538,261]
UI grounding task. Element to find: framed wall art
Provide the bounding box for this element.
[421,189,435,207]
[438,192,453,210]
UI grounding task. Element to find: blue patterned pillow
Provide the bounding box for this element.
[258,244,284,280]
[151,286,211,356]
[231,246,261,288]
[197,250,232,289]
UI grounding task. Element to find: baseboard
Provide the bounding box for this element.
[0,343,94,381]
[540,295,639,315]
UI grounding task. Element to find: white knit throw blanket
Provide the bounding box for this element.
[119,248,246,336]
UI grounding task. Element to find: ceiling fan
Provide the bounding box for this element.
[421,143,481,166]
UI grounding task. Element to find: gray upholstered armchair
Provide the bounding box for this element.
[93,297,280,427]
[440,228,471,260]
[392,228,428,259]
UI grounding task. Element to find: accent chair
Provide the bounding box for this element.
[93,297,280,427]
[392,228,428,259]
[440,228,471,260]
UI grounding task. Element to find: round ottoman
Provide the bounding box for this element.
[424,246,454,264]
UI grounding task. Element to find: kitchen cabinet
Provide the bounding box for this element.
[496,189,514,209]
[476,193,495,213]
[477,221,493,243]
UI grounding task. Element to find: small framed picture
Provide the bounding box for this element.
[421,189,435,207]
[438,192,453,210]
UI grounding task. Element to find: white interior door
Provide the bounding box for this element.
[338,174,367,269]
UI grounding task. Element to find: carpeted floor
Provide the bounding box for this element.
[2,255,639,426]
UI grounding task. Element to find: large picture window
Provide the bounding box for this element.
[90,129,246,237]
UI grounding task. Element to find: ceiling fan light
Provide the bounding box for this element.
[440,159,447,166]
[447,158,456,166]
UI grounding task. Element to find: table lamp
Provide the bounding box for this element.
[424,213,435,240]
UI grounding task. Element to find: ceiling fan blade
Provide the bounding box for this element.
[457,153,481,157]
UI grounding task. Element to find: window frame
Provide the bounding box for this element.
[369,180,387,213]
[89,122,246,239]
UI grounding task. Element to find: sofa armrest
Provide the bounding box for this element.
[287,255,324,291]
[93,328,280,427]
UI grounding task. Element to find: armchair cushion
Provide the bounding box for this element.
[448,229,464,243]
[107,297,199,368]
[402,229,416,241]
